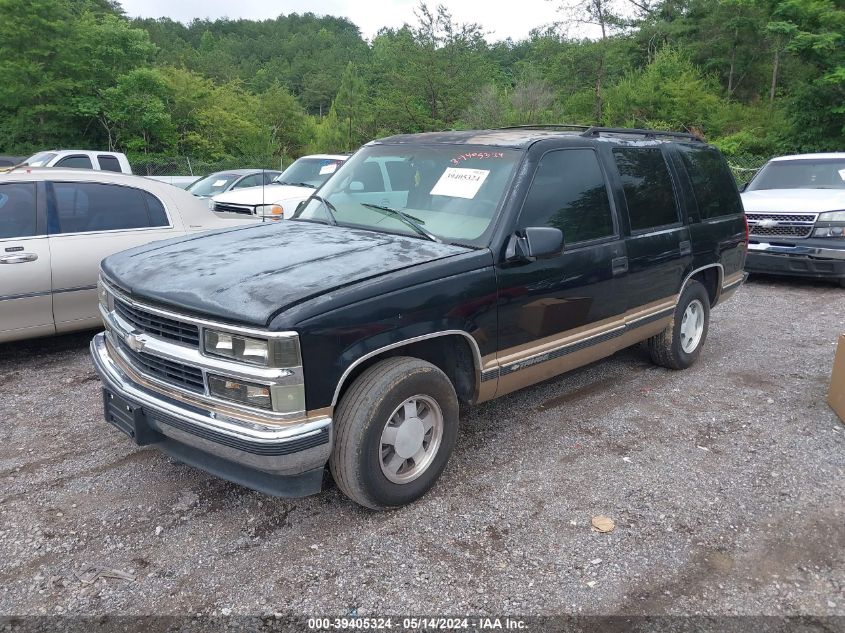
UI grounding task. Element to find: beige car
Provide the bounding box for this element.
[0,168,255,343]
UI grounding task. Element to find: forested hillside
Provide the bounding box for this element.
[0,0,842,168]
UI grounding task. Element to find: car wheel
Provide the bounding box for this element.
[330,357,459,510]
[648,280,710,370]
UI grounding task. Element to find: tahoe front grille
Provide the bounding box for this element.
[746,212,817,240]
[118,339,205,393]
[115,299,200,347]
[214,202,254,215]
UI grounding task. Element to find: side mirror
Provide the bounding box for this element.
[505,227,563,263]
[349,181,364,192]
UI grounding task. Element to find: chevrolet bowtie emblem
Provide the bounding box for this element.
[125,332,145,353]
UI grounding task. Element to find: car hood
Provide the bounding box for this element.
[101,221,472,327]
[741,189,845,214]
[212,184,314,206]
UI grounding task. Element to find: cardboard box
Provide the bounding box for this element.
[828,334,845,423]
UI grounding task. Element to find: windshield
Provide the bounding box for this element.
[747,159,845,191]
[273,157,346,188]
[293,144,522,244]
[188,173,242,196]
[25,152,57,167]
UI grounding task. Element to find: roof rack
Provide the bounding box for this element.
[497,124,591,131]
[580,127,704,142]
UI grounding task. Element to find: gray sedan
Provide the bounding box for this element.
[186,169,282,198]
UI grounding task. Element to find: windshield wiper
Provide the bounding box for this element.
[275,181,316,188]
[359,203,441,243]
[309,194,339,225]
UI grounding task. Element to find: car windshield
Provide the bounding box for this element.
[25,152,57,167]
[747,158,845,191]
[273,158,346,188]
[292,144,522,245]
[188,173,242,196]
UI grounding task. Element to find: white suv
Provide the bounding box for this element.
[741,153,845,287]
[211,154,348,220]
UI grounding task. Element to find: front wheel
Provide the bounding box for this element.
[330,357,459,510]
[647,279,710,370]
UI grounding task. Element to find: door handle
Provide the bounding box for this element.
[611,256,628,276]
[0,253,38,264]
[679,240,692,256]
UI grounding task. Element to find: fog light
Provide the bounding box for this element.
[207,374,272,409]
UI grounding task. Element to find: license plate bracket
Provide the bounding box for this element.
[102,389,161,446]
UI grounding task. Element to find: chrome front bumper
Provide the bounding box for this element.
[91,332,332,493]
[748,242,845,260]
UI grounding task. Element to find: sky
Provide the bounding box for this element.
[117,0,566,42]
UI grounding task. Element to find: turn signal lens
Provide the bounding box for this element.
[207,374,272,409]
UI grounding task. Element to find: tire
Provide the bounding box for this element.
[647,280,710,370]
[330,357,459,510]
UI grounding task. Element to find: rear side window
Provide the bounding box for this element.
[50,182,168,234]
[613,147,679,231]
[677,146,742,219]
[97,155,122,172]
[518,149,616,243]
[54,155,93,169]
[0,183,37,239]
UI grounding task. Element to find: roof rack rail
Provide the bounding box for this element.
[497,124,591,131]
[580,127,703,142]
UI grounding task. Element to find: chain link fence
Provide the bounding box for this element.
[132,155,286,176]
[724,153,772,186]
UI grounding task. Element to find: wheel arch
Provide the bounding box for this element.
[679,263,723,307]
[331,331,483,408]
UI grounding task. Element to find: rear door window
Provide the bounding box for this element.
[50,182,169,234]
[676,146,742,219]
[0,183,38,239]
[97,155,123,172]
[613,147,680,231]
[54,155,93,169]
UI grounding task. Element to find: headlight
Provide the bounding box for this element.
[207,375,305,413]
[97,276,114,311]
[817,210,845,222]
[256,203,284,219]
[813,226,845,238]
[203,330,300,368]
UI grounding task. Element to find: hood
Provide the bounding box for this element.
[102,221,471,327]
[212,183,314,207]
[741,189,845,214]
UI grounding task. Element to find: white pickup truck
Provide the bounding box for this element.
[23,150,198,189]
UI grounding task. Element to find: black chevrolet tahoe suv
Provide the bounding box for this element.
[91,126,747,509]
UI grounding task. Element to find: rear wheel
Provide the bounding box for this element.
[330,357,459,510]
[648,280,710,370]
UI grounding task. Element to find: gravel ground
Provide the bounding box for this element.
[0,277,843,622]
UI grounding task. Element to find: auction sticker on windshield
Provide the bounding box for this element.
[319,163,339,175]
[430,168,489,199]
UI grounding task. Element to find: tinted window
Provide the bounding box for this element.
[98,155,122,172]
[55,155,93,169]
[613,148,679,231]
[51,183,168,234]
[518,149,615,243]
[676,146,742,219]
[232,174,262,189]
[263,172,280,184]
[0,183,37,239]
